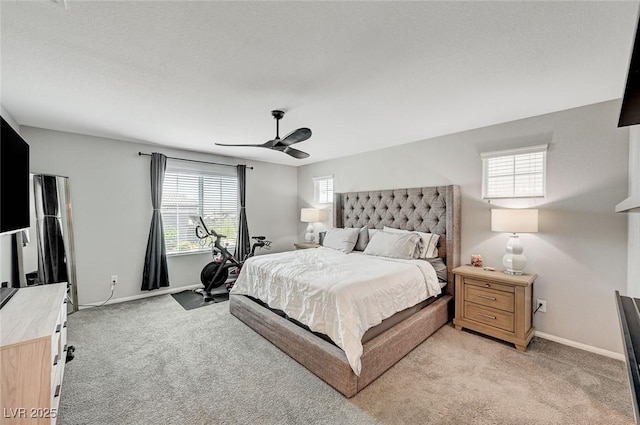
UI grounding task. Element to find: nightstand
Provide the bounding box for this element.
[294,242,321,250]
[453,265,537,352]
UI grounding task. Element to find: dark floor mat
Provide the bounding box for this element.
[171,288,229,310]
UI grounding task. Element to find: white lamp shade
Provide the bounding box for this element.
[491,209,538,233]
[301,208,323,223]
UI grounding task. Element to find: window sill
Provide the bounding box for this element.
[167,248,237,258]
[167,250,211,258]
[482,195,545,200]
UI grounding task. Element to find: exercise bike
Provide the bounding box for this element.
[193,216,271,302]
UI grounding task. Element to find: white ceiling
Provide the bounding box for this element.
[1,1,638,166]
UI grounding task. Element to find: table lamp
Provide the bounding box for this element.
[491,209,538,275]
[301,208,322,242]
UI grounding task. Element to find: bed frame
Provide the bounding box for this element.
[230,185,461,397]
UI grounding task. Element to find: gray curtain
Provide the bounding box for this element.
[234,164,250,261]
[141,153,170,290]
[34,175,67,284]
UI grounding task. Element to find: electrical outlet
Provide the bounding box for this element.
[536,299,547,313]
[110,275,118,287]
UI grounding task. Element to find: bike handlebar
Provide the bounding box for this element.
[193,216,269,251]
[193,216,226,240]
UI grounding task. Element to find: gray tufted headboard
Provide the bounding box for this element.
[334,185,461,295]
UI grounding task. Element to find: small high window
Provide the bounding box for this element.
[314,175,334,204]
[481,144,547,199]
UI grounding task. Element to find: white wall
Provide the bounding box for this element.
[1,105,19,130]
[0,233,10,286]
[298,99,629,354]
[627,127,640,297]
[21,126,298,305]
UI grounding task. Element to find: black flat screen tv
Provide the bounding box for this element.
[615,290,640,424]
[619,13,640,127]
[1,116,30,235]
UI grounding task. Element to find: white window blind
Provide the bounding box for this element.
[161,168,238,254]
[313,176,334,204]
[481,145,547,199]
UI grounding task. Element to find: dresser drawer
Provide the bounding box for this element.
[465,285,514,312]
[464,277,514,294]
[464,302,514,332]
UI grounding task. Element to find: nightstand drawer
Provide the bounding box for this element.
[465,285,514,312]
[464,277,514,294]
[464,302,514,332]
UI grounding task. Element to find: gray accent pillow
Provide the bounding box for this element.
[322,228,360,253]
[426,257,448,282]
[363,232,421,260]
[383,226,439,258]
[353,227,369,251]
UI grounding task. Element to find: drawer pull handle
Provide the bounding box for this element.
[54,384,61,398]
[477,312,496,320]
[55,324,61,333]
[478,295,497,301]
[53,354,59,366]
[485,284,490,287]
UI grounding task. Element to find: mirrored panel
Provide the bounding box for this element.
[15,174,78,313]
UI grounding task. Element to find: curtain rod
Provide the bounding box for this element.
[138,152,253,169]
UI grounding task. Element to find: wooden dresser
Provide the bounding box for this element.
[453,265,536,352]
[1,284,68,425]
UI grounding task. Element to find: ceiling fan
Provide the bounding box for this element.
[215,110,312,159]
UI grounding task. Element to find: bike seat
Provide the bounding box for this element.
[252,236,266,240]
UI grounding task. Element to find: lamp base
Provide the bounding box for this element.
[502,234,527,275]
[304,223,315,243]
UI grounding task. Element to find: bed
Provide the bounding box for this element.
[229,185,461,397]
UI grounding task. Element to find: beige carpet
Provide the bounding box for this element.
[59,295,634,424]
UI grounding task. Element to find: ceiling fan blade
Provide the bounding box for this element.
[261,139,278,149]
[278,128,311,146]
[215,142,265,147]
[282,146,310,159]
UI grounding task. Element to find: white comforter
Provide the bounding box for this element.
[231,247,441,375]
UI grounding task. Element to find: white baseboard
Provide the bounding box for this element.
[79,284,202,309]
[534,330,624,361]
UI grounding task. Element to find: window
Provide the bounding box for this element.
[313,175,334,204]
[481,144,547,199]
[161,168,238,255]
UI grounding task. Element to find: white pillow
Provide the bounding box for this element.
[363,231,421,260]
[322,227,360,253]
[383,226,439,259]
